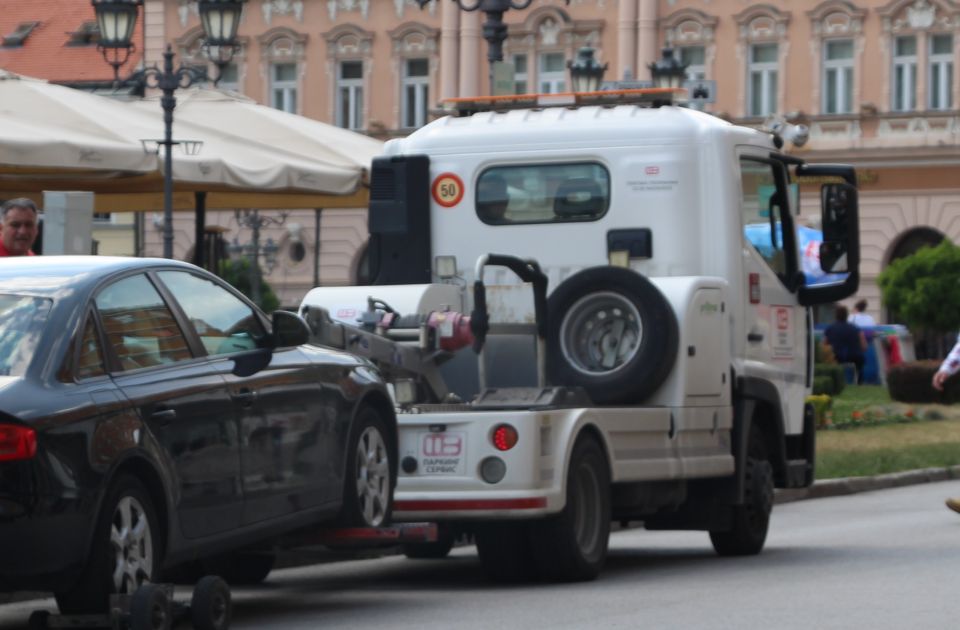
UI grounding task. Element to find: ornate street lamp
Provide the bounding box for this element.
[415,0,565,93]
[568,47,608,93]
[92,0,247,259]
[231,209,287,306]
[648,47,688,90]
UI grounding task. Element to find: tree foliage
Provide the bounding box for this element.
[877,240,960,335]
[218,258,280,313]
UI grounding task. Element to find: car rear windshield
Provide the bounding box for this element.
[0,294,52,377]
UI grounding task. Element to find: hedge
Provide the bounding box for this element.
[887,360,960,404]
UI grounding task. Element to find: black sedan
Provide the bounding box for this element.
[0,256,396,614]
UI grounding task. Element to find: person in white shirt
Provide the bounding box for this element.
[933,334,960,513]
[848,299,876,328]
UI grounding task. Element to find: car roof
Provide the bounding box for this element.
[0,256,200,296]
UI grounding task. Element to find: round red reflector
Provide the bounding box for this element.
[492,424,518,451]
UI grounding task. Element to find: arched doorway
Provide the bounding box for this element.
[884,227,946,358]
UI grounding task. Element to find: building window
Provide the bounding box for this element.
[929,34,953,111]
[270,63,297,113]
[679,46,706,81]
[892,36,917,112]
[217,63,240,93]
[748,43,778,117]
[823,39,854,114]
[538,52,566,94]
[337,60,364,130]
[401,58,429,129]
[513,54,528,94]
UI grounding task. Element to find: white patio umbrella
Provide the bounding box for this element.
[0,70,157,178]
[129,87,383,197]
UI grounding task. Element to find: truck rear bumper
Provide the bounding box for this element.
[393,492,558,521]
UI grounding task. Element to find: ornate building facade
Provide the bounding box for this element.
[147,0,959,317]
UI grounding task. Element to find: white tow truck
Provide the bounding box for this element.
[300,89,860,582]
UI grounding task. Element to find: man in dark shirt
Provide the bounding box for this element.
[823,305,868,384]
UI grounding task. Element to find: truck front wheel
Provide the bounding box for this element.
[529,434,610,581]
[709,429,774,556]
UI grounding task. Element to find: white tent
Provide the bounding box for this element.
[0,70,157,179]
[0,76,383,212]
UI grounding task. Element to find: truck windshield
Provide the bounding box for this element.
[476,163,610,225]
[0,294,52,377]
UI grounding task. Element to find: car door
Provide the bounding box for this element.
[738,154,807,428]
[95,272,243,539]
[154,270,331,525]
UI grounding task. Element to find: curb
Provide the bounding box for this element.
[775,464,960,504]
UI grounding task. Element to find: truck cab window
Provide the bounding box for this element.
[740,157,796,284]
[476,163,610,225]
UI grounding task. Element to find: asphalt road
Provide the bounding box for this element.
[3,478,959,629]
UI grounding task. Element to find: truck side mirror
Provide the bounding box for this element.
[819,182,857,274]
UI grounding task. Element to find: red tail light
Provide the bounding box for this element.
[492,424,518,451]
[0,424,37,462]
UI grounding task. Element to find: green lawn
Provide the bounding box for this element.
[815,384,960,479]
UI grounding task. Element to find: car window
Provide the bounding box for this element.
[95,274,192,371]
[0,294,52,377]
[476,163,610,225]
[157,271,266,357]
[76,316,106,379]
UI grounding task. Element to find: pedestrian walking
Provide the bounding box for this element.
[932,335,960,514]
[822,305,868,385]
[849,299,876,328]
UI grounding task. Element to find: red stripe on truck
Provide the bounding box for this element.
[394,497,547,511]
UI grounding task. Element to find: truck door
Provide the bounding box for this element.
[737,155,807,433]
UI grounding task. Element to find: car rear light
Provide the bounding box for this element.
[491,424,518,451]
[0,424,36,462]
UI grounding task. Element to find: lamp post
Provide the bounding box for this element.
[230,209,286,307]
[648,47,688,90]
[415,0,564,93]
[568,47,608,93]
[92,0,246,260]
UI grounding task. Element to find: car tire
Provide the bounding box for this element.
[529,434,610,582]
[201,551,276,586]
[191,575,232,630]
[130,582,171,630]
[474,522,536,583]
[337,406,395,528]
[547,267,678,405]
[55,475,160,615]
[709,428,774,556]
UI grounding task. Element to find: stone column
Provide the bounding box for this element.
[441,0,461,100]
[42,192,94,255]
[617,0,638,81]
[459,10,482,97]
[636,0,658,80]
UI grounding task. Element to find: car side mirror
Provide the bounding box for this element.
[819,182,857,274]
[272,310,310,348]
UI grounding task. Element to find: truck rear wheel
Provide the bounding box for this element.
[547,267,677,404]
[709,429,774,556]
[529,434,610,582]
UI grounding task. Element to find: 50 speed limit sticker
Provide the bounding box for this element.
[432,173,465,208]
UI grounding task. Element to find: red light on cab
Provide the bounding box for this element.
[492,424,518,451]
[0,424,37,462]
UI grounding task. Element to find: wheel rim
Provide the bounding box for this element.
[571,458,603,561]
[109,495,153,594]
[355,425,390,527]
[559,291,642,376]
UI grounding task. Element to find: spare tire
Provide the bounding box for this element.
[547,266,678,404]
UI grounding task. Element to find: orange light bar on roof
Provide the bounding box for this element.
[441,87,687,115]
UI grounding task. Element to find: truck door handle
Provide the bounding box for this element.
[150,408,177,424]
[747,332,764,343]
[232,388,258,406]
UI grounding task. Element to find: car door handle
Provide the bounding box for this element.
[150,408,177,424]
[232,388,258,406]
[747,332,764,343]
